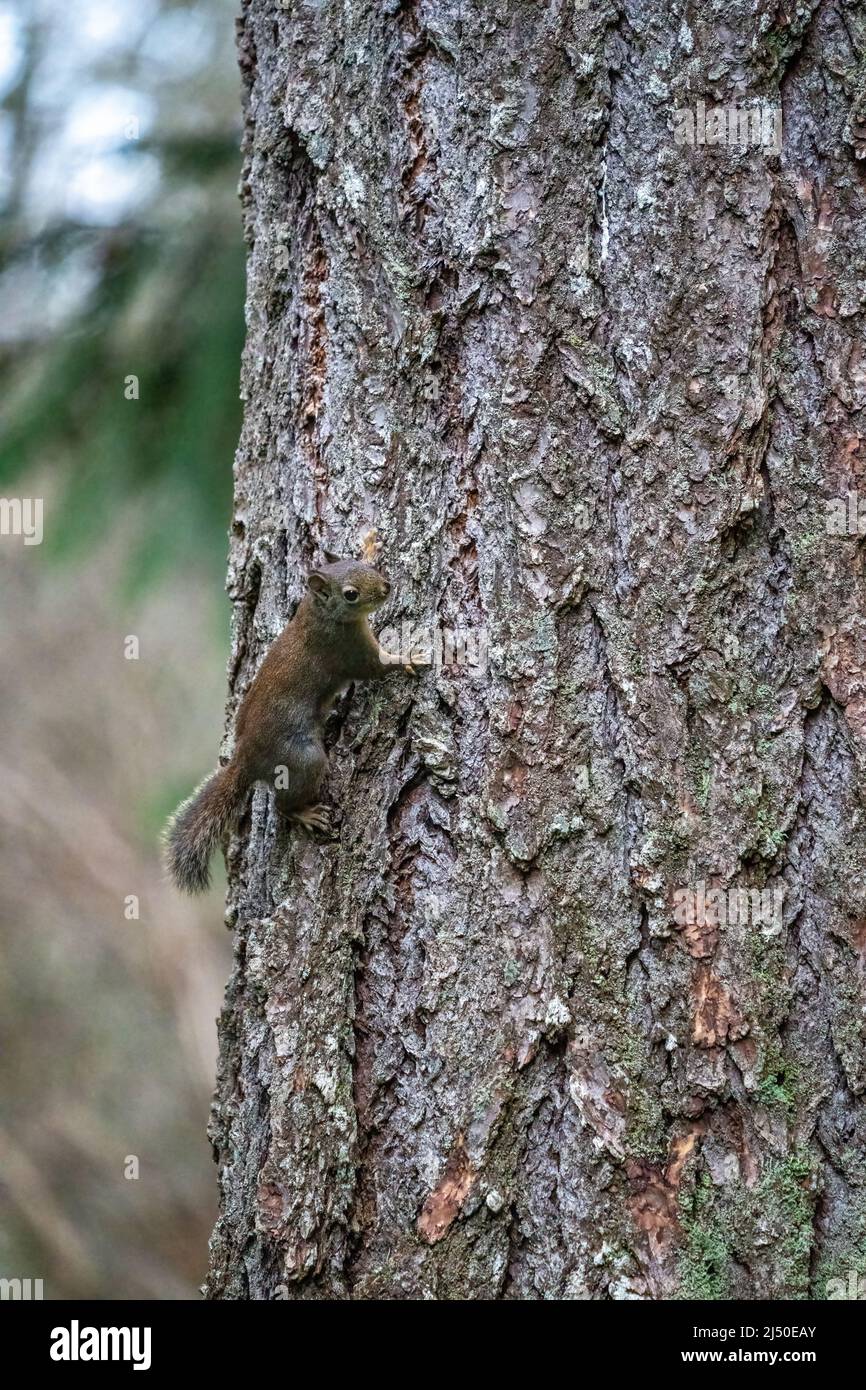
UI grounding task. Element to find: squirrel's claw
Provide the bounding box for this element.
[405,648,432,675]
[289,803,334,834]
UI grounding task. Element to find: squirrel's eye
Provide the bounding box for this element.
[343,586,360,603]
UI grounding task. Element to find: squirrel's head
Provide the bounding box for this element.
[306,557,391,622]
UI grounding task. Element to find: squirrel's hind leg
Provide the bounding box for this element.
[273,735,332,834]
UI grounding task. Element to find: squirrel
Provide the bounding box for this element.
[164,555,428,894]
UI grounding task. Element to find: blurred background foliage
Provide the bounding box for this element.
[0,0,243,1297]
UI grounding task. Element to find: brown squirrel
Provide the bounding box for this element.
[165,556,428,894]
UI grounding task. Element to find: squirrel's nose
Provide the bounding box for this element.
[381,578,391,594]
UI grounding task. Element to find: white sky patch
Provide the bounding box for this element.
[0,5,23,97]
[65,86,155,148]
[0,247,100,343]
[26,80,158,226]
[139,8,216,77]
[65,150,160,224]
[14,0,159,224]
[78,0,143,47]
[0,110,13,203]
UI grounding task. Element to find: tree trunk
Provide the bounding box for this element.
[206,0,866,1300]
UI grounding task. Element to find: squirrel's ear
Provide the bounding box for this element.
[307,571,329,597]
[321,548,341,565]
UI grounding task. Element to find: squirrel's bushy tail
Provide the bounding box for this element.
[164,762,246,894]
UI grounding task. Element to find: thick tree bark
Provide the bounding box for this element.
[206,0,866,1299]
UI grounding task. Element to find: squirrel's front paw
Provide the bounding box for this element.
[405,647,433,675]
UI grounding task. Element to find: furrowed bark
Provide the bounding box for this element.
[206,0,866,1300]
